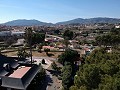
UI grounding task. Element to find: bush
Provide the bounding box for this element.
[44,48,50,55]
[42,59,45,64]
[51,61,58,70]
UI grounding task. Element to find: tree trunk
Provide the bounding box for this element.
[30,45,32,64]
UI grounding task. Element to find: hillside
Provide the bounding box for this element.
[2,17,120,26]
[3,19,53,26]
[56,17,120,25]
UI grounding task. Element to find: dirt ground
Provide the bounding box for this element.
[3,51,63,58]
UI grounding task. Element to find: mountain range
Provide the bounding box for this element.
[2,19,53,26]
[1,17,120,26]
[56,17,120,25]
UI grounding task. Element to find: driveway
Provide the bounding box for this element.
[31,57,62,90]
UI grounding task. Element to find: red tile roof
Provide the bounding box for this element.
[9,66,31,78]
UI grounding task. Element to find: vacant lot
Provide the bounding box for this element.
[3,51,63,58]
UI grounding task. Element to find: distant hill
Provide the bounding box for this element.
[3,19,53,26]
[56,17,120,25]
[2,17,120,26]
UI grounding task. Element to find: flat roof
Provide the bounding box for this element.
[9,66,31,78]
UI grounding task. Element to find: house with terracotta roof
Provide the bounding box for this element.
[0,54,39,90]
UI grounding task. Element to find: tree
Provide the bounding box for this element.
[72,47,120,90]
[31,33,45,45]
[100,60,119,76]
[51,61,58,71]
[54,29,61,35]
[17,47,29,60]
[74,64,101,89]
[79,86,87,90]
[62,64,73,90]
[25,27,33,45]
[39,64,46,78]
[63,30,74,40]
[25,27,45,64]
[25,27,33,64]
[110,28,120,35]
[62,39,70,49]
[58,49,80,65]
[28,65,46,89]
[5,37,17,46]
[44,48,50,55]
[98,74,120,90]
[37,44,42,53]
[42,59,45,64]
[69,86,78,90]
[95,29,120,47]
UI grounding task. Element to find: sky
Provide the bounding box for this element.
[0,0,120,23]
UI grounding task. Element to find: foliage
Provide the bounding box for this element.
[96,34,120,46]
[38,65,46,79]
[54,29,61,35]
[62,39,70,48]
[95,28,120,47]
[17,47,29,60]
[25,27,33,45]
[42,59,45,64]
[37,44,42,53]
[25,27,45,46]
[28,65,46,89]
[63,30,74,40]
[61,28,120,90]
[72,47,120,90]
[58,49,80,65]
[31,33,45,45]
[51,61,58,71]
[74,64,101,89]
[98,74,120,90]
[24,27,33,64]
[62,64,73,90]
[24,27,45,64]
[85,48,120,64]
[69,86,78,90]
[44,48,50,55]
[79,86,87,90]
[5,37,17,46]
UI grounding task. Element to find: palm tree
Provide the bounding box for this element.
[25,27,33,64]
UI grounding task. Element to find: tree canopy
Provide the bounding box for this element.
[63,30,74,40]
[58,49,80,90]
[95,28,120,47]
[17,47,29,60]
[58,49,80,65]
[25,27,45,46]
[72,48,120,90]
[31,33,45,45]
[62,64,73,90]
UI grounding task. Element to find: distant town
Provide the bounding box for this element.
[0,18,120,90]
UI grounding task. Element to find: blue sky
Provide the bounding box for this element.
[0,0,120,23]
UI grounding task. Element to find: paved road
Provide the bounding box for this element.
[32,56,57,61]
[46,34,64,40]
[44,69,62,90]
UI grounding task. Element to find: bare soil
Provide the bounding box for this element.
[3,51,62,58]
